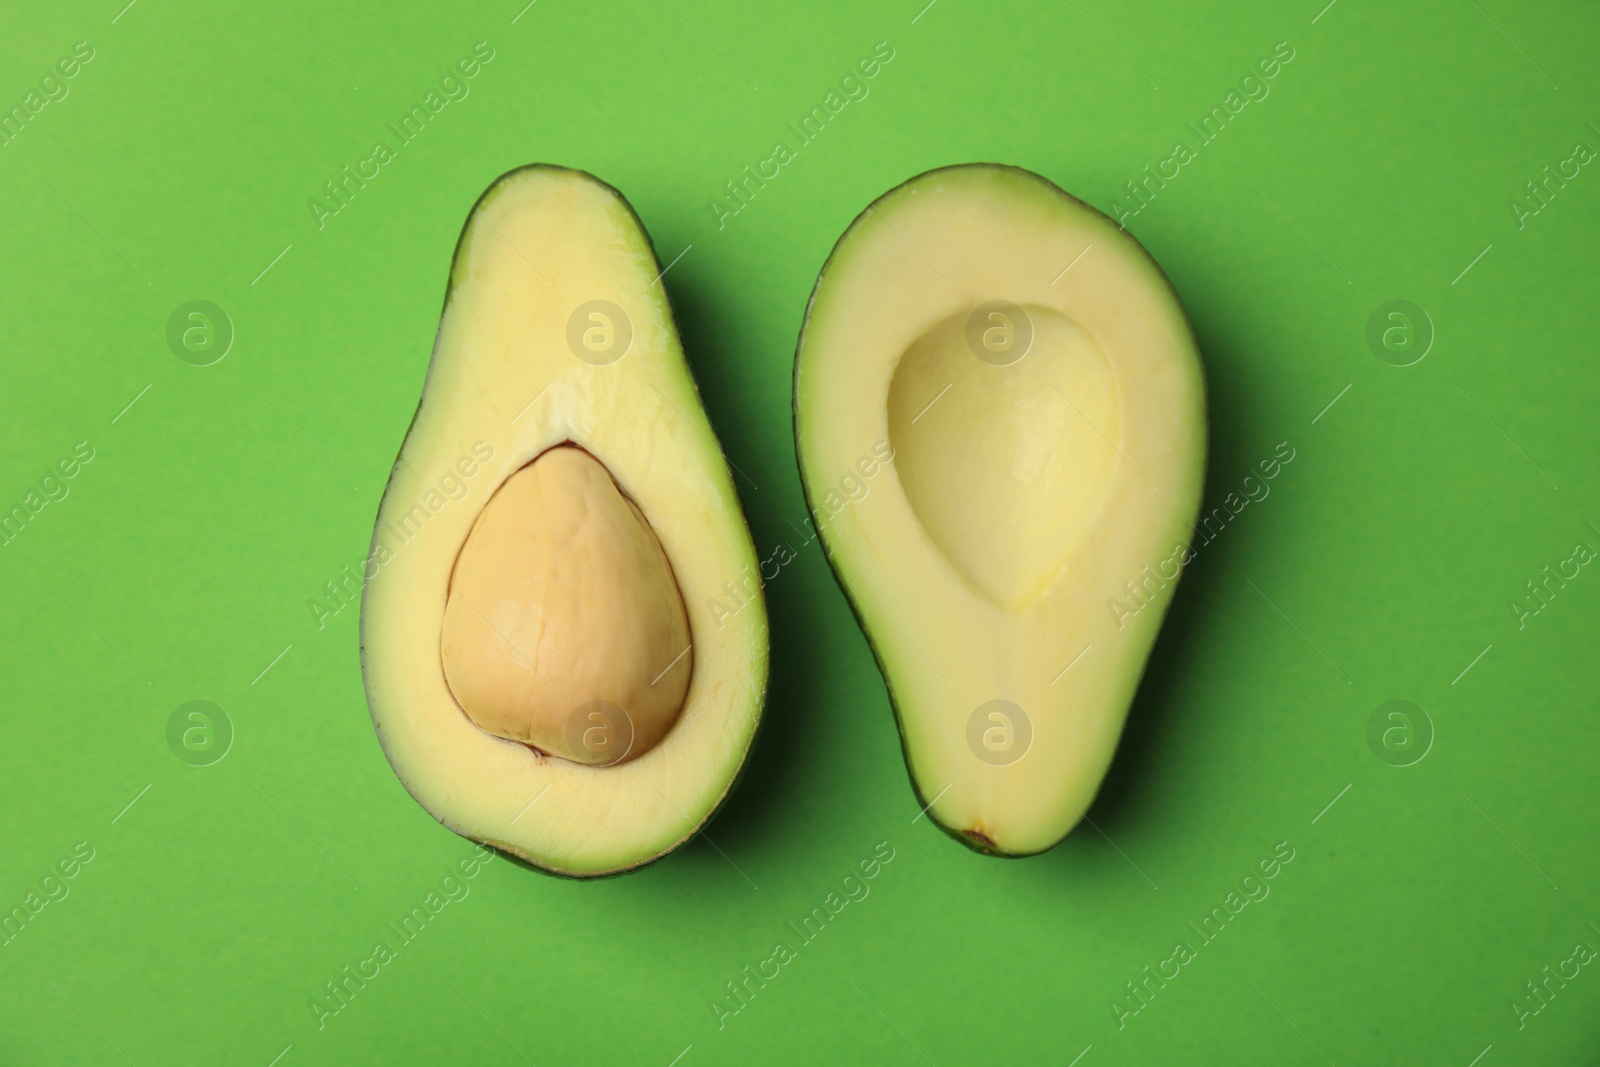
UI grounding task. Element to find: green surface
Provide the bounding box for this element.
[1,0,1596,1063]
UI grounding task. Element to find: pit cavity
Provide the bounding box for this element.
[886,303,1120,610]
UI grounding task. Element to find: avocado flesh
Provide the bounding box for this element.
[795,164,1206,857]
[362,166,768,878]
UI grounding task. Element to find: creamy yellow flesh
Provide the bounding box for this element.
[796,165,1206,855]
[440,445,692,766]
[362,167,767,876]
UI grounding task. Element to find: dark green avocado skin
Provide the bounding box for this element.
[789,163,1208,859]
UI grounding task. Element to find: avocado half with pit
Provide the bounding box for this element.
[362,166,768,878]
[794,164,1206,857]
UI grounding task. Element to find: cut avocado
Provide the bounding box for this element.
[794,164,1206,857]
[362,166,768,878]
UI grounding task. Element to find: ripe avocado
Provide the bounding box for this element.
[794,164,1207,856]
[362,166,768,878]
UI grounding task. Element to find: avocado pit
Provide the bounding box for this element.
[439,444,692,766]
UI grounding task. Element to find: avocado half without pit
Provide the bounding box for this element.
[795,164,1207,857]
[361,166,768,878]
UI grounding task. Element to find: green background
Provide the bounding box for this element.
[2,0,1597,1063]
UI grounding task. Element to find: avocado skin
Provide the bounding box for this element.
[360,164,770,879]
[791,163,1209,858]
